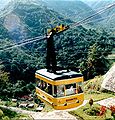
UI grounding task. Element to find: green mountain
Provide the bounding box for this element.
[95,0,115,32]
[0,0,72,42]
[0,19,10,39]
[44,0,101,22]
[87,0,115,9]
[83,0,115,33]
[0,0,114,83]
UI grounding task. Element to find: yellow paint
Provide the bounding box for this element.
[36,85,84,110]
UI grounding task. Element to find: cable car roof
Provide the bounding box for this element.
[35,69,82,80]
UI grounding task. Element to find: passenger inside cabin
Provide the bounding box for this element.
[65,83,76,95]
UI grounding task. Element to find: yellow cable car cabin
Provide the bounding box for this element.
[35,69,84,110]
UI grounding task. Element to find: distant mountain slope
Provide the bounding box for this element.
[0,19,10,39]
[44,0,101,22]
[87,0,115,9]
[83,0,115,32]
[0,0,72,42]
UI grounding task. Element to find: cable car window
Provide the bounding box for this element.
[56,85,64,97]
[65,83,76,96]
[40,81,52,95]
[36,78,41,88]
[76,82,83,94]
[42,81,47,90]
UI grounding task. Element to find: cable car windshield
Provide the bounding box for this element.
[54,82,83,97]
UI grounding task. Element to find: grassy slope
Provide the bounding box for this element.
[84,76,115,101]
[69,75,115,120]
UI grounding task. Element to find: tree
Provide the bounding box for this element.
[0,70,9,89]
[0,109,3,118]
[81,43,110,80]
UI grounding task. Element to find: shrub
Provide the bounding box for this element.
[84,107,100,116]
[109,105,115,118]
[33,94,41,104]
[5,101,11,107]
[99,106,107,116]
[0,109,3,118]
[2,116,10,120]
[0,107,17,118]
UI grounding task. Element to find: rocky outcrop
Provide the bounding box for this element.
[101,64,115,92]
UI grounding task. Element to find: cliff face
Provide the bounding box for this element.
[101,64,115,92]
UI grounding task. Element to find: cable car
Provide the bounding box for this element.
[35,24,84,110]
[35,69,84,110]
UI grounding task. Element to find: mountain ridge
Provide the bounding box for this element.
[44,0,101,22]
[0,0,73,42]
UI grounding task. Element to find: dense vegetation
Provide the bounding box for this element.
[0,19,10,39]
[0,106,32,120]
[0,1,114,99]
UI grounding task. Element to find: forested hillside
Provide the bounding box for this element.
[1,0,72,42]
[0,0,114,99]
[0,19,10,39]
[44,0,101,22]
